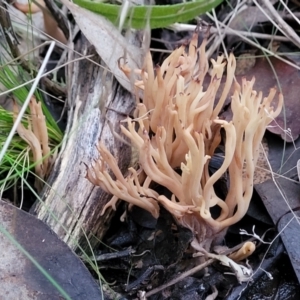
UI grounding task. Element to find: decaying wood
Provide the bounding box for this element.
[31,35,136,252]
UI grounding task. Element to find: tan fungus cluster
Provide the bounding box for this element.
[13,96,52,191]
[87,33,283,249]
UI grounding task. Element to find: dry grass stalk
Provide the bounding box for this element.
[87,32,283,251]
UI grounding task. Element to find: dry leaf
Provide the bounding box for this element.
[61,0,143,92]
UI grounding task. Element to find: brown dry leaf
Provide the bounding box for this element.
[60,0,143,93]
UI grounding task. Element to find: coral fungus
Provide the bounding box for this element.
[87,32,283,251]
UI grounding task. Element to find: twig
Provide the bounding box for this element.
[126,265,164,292]
[42,76,66,96]
[0,54,91,97]
[205,15,300,71]
[206,0,248,58]
[210,8,228,59]
[145,259,214,297]
[279,0,300,26]
[0,41,55,164]
[144,237,260,298]
[255,0,300,48]
[169,24,291,43]
[93,247,136,262]
[2,2,132,87]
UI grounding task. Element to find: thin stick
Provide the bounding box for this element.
[205,14,300,72]
[170,23,291,42]
[254,0,300,48]
[0,41,55,164]
[279,0,300,26]
[0,55,91,97]
[145,259,214,297]
[1,2,66,95]
[206,0,247,58]
[2,3,138,88]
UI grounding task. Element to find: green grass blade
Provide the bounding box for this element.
[73,0,223,29]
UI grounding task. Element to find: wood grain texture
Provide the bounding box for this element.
[31,35,136,252]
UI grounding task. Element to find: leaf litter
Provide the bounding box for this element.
[3,0,300,299]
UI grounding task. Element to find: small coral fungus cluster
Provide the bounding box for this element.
[87,32,283,251]
[13,97,52,191]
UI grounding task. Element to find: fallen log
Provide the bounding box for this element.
[31,34,136,253]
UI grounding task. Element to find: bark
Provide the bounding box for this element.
[31,34,136,253]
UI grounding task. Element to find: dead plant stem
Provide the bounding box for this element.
[255,0,300,48]
[145,259,214,297]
